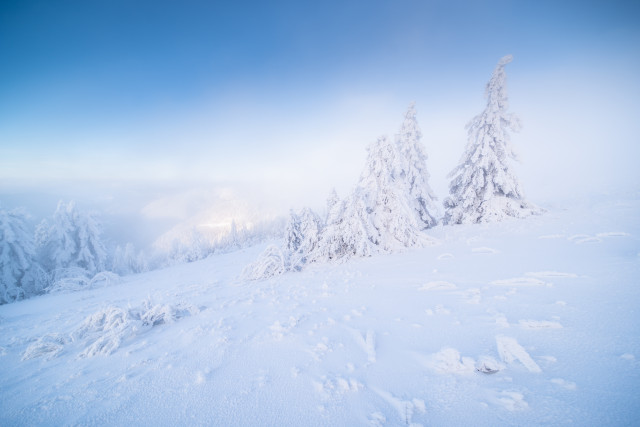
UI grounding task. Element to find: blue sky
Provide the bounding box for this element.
[1,0,639,236]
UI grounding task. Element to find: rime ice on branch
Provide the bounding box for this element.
[444,55,542,224]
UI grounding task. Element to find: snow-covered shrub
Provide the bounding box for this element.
[47,269,121,294]
[21,334,69,361]
[241,245,286,280]
[69,300,199,358]
[444,55,542,224]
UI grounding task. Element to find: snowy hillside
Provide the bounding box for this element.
[1,193,639,426]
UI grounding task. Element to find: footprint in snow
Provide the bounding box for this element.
[372,387,426,426]
[348,328,376,363]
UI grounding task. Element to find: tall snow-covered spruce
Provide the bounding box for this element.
[444,55,541,224]
[395,102,439,229]
[244,103,439,279]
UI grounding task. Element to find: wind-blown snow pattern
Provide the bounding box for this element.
[1,193,638,425]
[444,55,542,224]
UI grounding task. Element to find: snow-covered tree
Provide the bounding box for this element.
[395,102,439,228]
[243,103,439,278]
[284,208,323,270]
[444,55,542,224]
[37,201,108,278]
[0,207,45,304]
[314,189,380,261]
[112,243,148,276]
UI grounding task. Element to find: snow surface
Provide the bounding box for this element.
[1,193,639,425]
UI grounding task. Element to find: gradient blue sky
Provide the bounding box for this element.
[1,0,639,233]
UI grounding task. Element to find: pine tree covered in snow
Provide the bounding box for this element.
[444,55,541,224]
[284,208,323,270]
[244,103,439,279]
[0,207,45,304]
[395,102,439,228]
[37,201,108,279]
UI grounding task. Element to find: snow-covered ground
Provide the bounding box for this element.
[1,192,639,426]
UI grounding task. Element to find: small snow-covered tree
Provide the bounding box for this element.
[0,207,44,303]
[358,135,429,251]
[444,55,541,224]
[285,208,323,270]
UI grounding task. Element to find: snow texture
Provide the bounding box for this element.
[1,187,639,427]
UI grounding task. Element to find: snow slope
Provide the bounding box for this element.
[1,193,639,426]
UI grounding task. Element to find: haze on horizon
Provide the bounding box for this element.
[1,0,639,247]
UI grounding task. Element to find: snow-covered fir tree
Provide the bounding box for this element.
[444,55,542,224]
[395,102,439,228]
[244,103,439,279]
[284,207,323,270]
[0,207,45,304]
[37,201,108,278]
[313,188,379,261]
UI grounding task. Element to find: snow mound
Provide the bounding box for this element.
[428,347,475,374]
[496,335,541,373]
[475,356,504,374]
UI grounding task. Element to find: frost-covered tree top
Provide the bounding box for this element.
[444,55,541,224]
